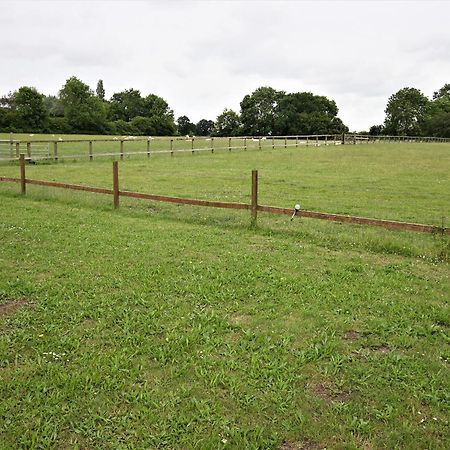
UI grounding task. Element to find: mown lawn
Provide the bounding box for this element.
[1,142,449,449]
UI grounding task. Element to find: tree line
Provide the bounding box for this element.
[1,76,448,137]
[0,78,348,137]
[369,84,450,137]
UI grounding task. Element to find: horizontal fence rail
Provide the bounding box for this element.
[1,133,449,162]
[0,155,448,235]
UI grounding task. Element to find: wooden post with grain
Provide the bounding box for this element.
[20,154,26,194]
[113,161,119,209]
[251,169,258,224]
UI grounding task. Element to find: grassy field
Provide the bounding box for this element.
[1,140,449,449]
[0,133,314,161]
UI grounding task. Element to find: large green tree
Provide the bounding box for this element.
[14,87,48,132]
[383,87,429,136]
[108,89,144,121]
[176,115,195,135]
[213,109,241,136]
[433,83,450,100]
[240,87,285,135]
[43,95,64,117]
[59,77,107,133]
[0,92,17,131]
[108,90,176,135]
[142,94,176,135]
[275,92,347,135]
[422,91,450,137]
[195,119,215,136]
[96,80,105,100]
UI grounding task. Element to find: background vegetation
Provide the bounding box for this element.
[1,78,449,138]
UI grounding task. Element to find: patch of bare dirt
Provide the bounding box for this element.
[343,330,359,341]
[0,299,30,317]
[313,382,349,403]
[279,440,323,450]
[373,345,390,353]
[229,313,252,326]
[82,318,97,328]
[226,331,242,342]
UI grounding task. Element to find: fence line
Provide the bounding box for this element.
[1,133,449,162]
[0,154,448,235]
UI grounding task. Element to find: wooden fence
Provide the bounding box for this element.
[1,133,449,162]
[0,154,448,235]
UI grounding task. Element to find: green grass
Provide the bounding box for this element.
[1,141,449,449]
[0,133,289,160]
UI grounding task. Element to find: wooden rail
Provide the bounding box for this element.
[257,205,446,234]
[0,156,448,235]
[2,133,449,163]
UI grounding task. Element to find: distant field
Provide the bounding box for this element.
[1,140,449,449]
[0,133,324,161]
[0,137,449,226]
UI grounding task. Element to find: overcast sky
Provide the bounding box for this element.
[1,0,450,131]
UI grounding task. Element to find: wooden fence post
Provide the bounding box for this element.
[15,142,20,158]
[284,137,287,149]
[272,137,275,150]
[228,137,231,152]
[258,138,262,150]
[53,142,58,161]
[192,138,195,154]
[244,137,247,151]
[89,141,93,161]
[27,142,31,159]
[295,136,298,148]
[147,138,151,157]
[251,169,258,225]
[211,137,215,153]
[120,140,124,160]
[20,154,26,194]
[170,139,173,156]
[113,161,119,209]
